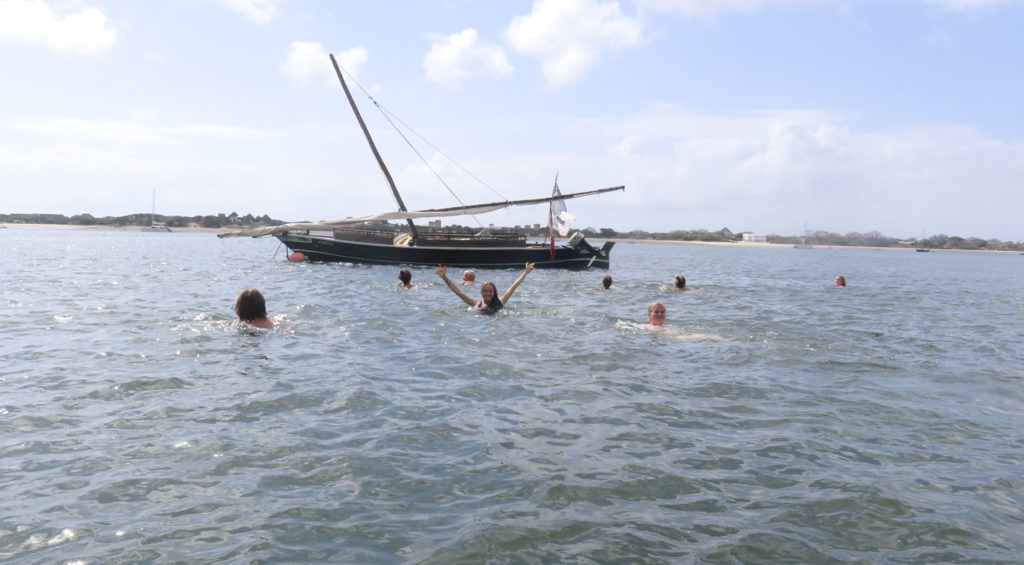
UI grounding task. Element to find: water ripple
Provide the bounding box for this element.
[1,232,1022,562]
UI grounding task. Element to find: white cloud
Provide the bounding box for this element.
[212,0,279,24]
[423,28,514,87]
[281,42,366,87]
[0,0,116,55]
[505,0,644,87]
[637,0,1014,16]
[336,47,369,79]
[579,108,1024,237]
[611,135,642,157]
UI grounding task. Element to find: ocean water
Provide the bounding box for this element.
[1,228,1022,564]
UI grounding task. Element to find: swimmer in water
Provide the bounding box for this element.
[436,263,535,314]
[646,301,667,326]
[674,275,690,291]
[642,302,732,341]
[460,270,478,285]
[600,274,613,290]
[235,288,273,329]
[835,274,846,287]
[398,268,414,289]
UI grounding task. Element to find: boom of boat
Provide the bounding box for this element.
[218,185,624,239]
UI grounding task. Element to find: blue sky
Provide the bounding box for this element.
[2,0,1022,240]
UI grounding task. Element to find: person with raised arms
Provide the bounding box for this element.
[436,263,535,314]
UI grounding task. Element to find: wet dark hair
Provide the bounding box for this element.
[398,268,412,285]
[675,275,686,289]
[479,303,503,315]
[235,289,267,322]
[602,274,612,289]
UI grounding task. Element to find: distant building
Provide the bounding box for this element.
[742,233,767,243]
[428,220,441,228]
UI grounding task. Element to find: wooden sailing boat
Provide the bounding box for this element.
[220,54,623,268]
[141,189,171,232]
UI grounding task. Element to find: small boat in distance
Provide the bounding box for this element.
[793,223,812,249]
[141,221,171,233]
[219,54,623,269]
[141,189,171,232]
[916,230,930,252]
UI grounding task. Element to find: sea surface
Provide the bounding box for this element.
[1,228,1022,564]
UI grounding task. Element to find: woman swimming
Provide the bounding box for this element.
[640,301,733,341]
[435,263,535,314]
[234,288,273,328]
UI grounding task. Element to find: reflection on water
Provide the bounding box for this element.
[1,229,1022,563]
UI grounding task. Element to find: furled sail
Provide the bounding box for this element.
[217,185,624,238]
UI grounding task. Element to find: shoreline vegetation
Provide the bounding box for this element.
[2,212,1021,252]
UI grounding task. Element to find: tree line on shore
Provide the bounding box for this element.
[447,224,1023,251]
[0,212,283,229]
[3,213,1020,251]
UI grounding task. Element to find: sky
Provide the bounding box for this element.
[1,0,1023,240]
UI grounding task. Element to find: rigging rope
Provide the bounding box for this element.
[338,67,513,228]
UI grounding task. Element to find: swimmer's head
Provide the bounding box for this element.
[648,302,666,326]
[480,281,501,308]
[235,288,267,321]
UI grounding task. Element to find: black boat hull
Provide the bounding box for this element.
[276,232,614,269]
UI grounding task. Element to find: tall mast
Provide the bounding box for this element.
[330,54,418,241]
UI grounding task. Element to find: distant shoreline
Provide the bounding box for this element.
[598,236,1015,253]
[3,223,1018,254]
[1,222,222,233]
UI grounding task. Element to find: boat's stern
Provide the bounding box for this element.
[565,231,614,269]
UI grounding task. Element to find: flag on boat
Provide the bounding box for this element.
[549,181,575,258]
[551,186,575,237]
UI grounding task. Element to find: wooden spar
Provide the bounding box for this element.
[409,184,622,214]
[330,54,419,241]
[217,185,626,239]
